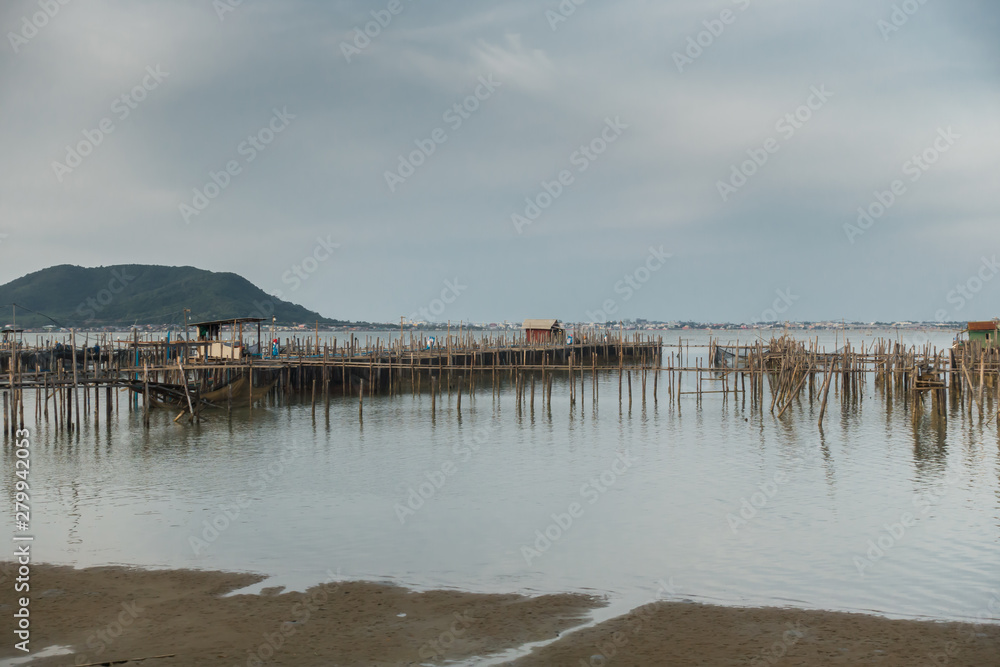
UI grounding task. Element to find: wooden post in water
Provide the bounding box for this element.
[546,372,552,412]
[568,353,574,406]
[696,358,702,402]
[818,360,835,427]
[627,369,632,411]
[142,361,150,429]
[94,368,99,428]
[592,353,598,405]
[429,374,439,417]
[83,345,89,415]
[677,357,682,410]
[57,371,64,433]
[653,363,657,405]
[11,350,19,432]
[641,362,646,407]
[618,347,623,408]
[70,330,80,432]
[978,355,985,423]
[777,362,811,420]
[178,359,195,423]
[248,362,254,416]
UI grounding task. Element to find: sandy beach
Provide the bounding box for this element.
[1,563,997,666]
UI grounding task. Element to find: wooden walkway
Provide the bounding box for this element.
[2,331,997,434]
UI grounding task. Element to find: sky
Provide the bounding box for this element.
[1,0,998,325]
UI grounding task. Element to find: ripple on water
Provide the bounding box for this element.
[8,331,1000,623]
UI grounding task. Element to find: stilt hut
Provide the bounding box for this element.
[522,319,565,344]
[963,320,1000,346]
[190,317,264,361]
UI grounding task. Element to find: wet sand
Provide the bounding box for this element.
[509,598,1000,666]
[1,563,997,666]
[0,563,599,666]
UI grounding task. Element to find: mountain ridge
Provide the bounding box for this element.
[0,264,348,328]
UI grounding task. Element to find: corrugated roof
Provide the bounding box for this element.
[190,317,266,327]
[522,319,562,330]
[967,321,998,331]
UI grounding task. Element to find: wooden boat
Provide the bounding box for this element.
[128,375,277,409]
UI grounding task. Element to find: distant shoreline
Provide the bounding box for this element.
[9,324,967,335]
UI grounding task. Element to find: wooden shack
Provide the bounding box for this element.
[522,319,565,344]
[190,317,264,361]
[965,320,1000,346]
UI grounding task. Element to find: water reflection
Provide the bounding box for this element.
[2,331,998,624]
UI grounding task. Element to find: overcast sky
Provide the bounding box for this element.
[1,0,998,324]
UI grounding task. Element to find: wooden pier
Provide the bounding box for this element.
[2,330,998,434]
[0,330,662,431]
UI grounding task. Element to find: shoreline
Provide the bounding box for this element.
[1,564,997,666]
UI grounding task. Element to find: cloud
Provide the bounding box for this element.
[0,0,997,323]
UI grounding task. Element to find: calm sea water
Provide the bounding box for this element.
[4,328,998,627]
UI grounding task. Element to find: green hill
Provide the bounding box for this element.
[0,264,347,328]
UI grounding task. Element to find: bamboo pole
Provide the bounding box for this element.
[818,360,836,426]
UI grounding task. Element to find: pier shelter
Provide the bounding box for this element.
[522,319,565,344]
[964,320,1000,346]
[191,317,264,361]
